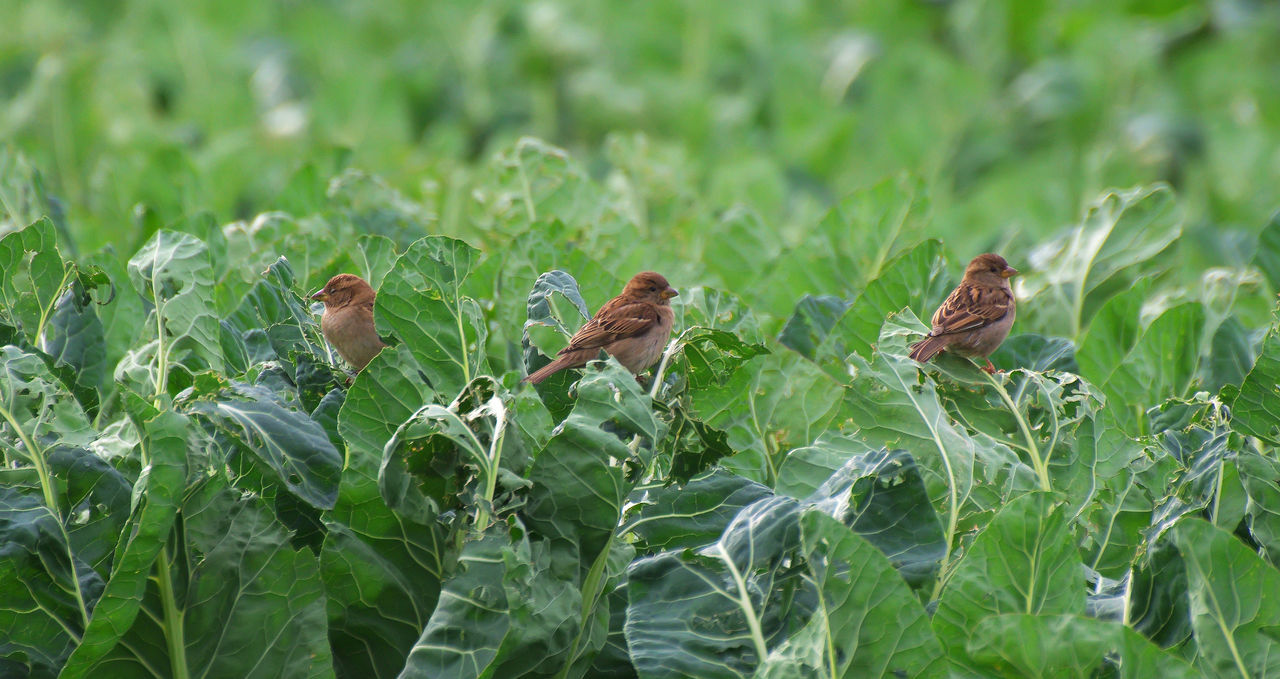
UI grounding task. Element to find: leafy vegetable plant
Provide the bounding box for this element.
[3,139,1280,679]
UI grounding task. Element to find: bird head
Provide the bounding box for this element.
[963,253,1018,286]
[310,274,377,308]
[623,271,679,304]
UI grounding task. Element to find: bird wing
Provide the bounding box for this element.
[928,283,1012,337]
[559,298,660,355]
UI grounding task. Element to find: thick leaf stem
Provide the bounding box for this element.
[720,545,769,662]
[153,298,169,403]
[34,265,75,352]
[555,538,613,679]
[0,401,59,513]
[649,336,682,400]
[475,397,507,533]
[984,370,1050,492]
[154,547,190,679]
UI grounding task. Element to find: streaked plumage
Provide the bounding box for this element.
[524,272,678,384]
[909,253,1018,374]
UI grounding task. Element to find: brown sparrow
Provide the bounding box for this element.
[524,271,678,384]
[311,274,386,372]
[909,253,1018,374]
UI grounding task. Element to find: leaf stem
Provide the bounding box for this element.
[0,401,59,513]
[154,546,190,679]
[649,336,682,400]
[137,430,189,679]
[555,539,613,679]
[34,265,75,352]
[475,397,507,533]
[721,544,769,662]
[984,369,1050,491]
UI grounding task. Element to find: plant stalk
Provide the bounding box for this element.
[0,402,60,514]
[984,370,1050,491]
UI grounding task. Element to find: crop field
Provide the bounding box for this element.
[5,1,1280,678]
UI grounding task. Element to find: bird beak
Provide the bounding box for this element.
[1000,266,1019,278]
[310,288,328,301]
[661,287,679,300]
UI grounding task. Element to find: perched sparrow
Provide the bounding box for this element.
[909,253,1018,374]
[310,274,386,372]
[524,271,679,385]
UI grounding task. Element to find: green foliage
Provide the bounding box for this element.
[7,3,1280,674]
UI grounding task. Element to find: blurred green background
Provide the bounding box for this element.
[2,0,1276,277]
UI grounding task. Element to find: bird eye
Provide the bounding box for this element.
[649,285,656,291]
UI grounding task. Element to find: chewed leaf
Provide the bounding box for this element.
[127,229,224,392]
[184,382,343,510]
[524,269,591,338]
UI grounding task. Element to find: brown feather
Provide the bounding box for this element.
[313,274,386,372]
[524,272,677,384]
[910,254,1018,370]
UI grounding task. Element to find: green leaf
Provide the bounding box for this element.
[692,350,844,486]
[670,286,764,344]
[1019,184,1181,337]
[399,532,512,679]
[624,495,804,679]
[329,343,449,669]
[525,359,663,564]
[126,229,224,396]
[787,172,931,300]
[354,233,399,289]
[990,333,1079,373]
[664,326,769,392]
[184,382,343,510]
[60,409,187,677]
[377,235,487,398]
[180,477,335,678]
[824,238,951,365]
[803,445,947,589]
[83,247,146,384]
[1130,538,1193,649]
[933,492,1083,672]
[522,269,592,377]
[1205,315,1261,392]
[966,614,1202,679]
[321,523,431,679]
[656,403,738,484]
[0,487,100,676]
[626,469,773,552]
[1232,309,1280,445]
[777,294,849,360]
[755,511,946,679]
[0,217,72,346]
[1237,451,1280,566]
[1173,518,1280,678]
[841,312,1031,562]
[44,282,107,414]
[1254,211,1280,294]
[1077,277,1153,386]
[1084,301,1205,435]
[0,345,96,517]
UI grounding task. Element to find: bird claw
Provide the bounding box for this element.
[981,360,998,375]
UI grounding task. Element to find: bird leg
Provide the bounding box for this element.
[981,359,997,375]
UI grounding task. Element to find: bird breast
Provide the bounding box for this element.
[606,305,674,374]
[321,305,384,370]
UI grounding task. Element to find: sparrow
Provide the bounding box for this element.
[909,253,1018,374]
[524,271,679,385]
[310,273,386,372]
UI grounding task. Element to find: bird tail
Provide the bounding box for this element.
[523,356,574,385]
[908,336,947,363]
